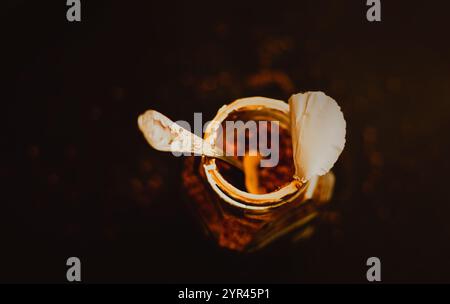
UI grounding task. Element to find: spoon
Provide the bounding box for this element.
[137,110,243,170]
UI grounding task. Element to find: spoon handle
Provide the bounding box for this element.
[138,110,243,170]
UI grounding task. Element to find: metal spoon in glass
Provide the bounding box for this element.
[137,110,243,170]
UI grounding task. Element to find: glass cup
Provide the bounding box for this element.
[182,97,335,252]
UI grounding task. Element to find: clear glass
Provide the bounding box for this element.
[182,98,335,252]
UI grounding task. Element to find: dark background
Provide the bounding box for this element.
[2,0,450,283]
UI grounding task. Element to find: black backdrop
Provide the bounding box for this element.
[3,0,450,283]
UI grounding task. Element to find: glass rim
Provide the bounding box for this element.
[202,96,306,210]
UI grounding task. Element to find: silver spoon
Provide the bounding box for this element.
[138,110,243,170]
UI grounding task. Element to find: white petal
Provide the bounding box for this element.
[289,92,346,181]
